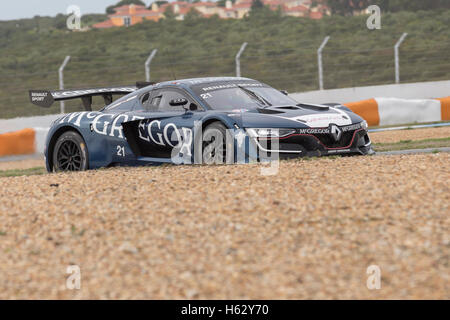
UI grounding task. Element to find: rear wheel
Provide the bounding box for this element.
[52,131,88,172]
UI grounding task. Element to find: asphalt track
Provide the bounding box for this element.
[369,122,450,133]
[377,147,450,155]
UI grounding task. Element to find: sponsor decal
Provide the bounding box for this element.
[56,111,143,139]
[275,111,353,128]
[341,123,361,132]
[52,87,136,98]
[29,90,54,107]
[297,123,361,135]
[201,83,263,92]
[305,115,343,123]
[30,92,48,102]
[138,119,193,150]
[186,77,248,85]
[298,128,328,134]
[329,124,343,142]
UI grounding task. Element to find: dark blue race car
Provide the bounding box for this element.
[29,77,373,172]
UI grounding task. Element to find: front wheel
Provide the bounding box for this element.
[52,131,89,172]
[201,122,228,165]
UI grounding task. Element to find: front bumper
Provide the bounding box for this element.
[251,126,374,158]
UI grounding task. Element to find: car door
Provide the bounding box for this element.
[84,93,140,167]
[134,87,203,160]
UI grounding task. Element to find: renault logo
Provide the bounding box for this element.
[329,124,342,142]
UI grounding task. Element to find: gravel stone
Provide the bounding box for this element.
[0,153,448,299]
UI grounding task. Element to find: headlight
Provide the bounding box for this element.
[361,120,368,131]
[246,128,296,138]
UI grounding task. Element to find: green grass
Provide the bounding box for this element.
[374,137,450,152]
[1,9,450,119]
[0,167,46,178]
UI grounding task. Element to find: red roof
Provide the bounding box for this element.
[285,5,309,12]
[110,4,156,17]
[170,1,191,6]
[309,11,323,19]
[234,3,252,9]
[192,2,217,7]
[178,7,191,15]
[113,4,146,12]
[263,0,286,6]
[92,20,116,29]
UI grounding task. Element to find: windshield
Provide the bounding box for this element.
[193,82,297,110]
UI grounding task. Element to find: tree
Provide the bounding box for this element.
[106,0,146,14]
[185,8,203,20]
[323,0,371,16]
[163,6,176,20]
[53,14,68,30]
[382,0,450,12]
[185,8,203,25]
[249,0,282,19]
[153,1,168,6]
[251,0,264,10]
[323,0,450,16]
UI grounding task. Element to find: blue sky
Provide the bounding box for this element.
[0,0,156,21]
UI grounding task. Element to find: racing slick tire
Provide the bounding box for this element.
[201,122,230,165]
[52,131,89,172]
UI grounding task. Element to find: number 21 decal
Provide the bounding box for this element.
[116,145,125,157]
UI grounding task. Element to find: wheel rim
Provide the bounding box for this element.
[203,137,226,165]
[56,140,82,171]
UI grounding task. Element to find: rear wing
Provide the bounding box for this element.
[29,86,138,111]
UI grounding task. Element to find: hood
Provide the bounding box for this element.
[238,103,363,128]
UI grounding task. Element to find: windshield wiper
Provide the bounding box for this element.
[237,85,272,107]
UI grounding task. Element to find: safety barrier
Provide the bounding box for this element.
[0,128,36,157]
[0,97,449,157]
[0,127,48,157]
[344,97,450,126]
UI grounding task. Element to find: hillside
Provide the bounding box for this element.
[0,9,449,118]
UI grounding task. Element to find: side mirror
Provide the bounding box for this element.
[189,103,198,111]
[280,90,288,96]
[169,98,188,106]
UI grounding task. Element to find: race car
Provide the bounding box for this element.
[29,77,374,172]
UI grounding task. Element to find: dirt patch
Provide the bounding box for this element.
[0,154,448,299]
[0,159,45,171]
[370,126,450,144]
